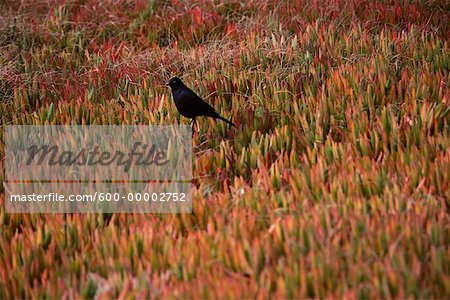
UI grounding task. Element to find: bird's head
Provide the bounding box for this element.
[167,77,184,90]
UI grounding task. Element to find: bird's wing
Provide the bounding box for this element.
[183,88,217,116]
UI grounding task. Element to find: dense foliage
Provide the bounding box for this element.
[0,0,449,298]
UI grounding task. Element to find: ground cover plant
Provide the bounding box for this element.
[0,0,449,298]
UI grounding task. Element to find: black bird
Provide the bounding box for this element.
[167,77,235,131]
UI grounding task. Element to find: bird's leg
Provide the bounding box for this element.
[191,118,196,137]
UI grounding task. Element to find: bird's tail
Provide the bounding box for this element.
[215,114,236,128]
